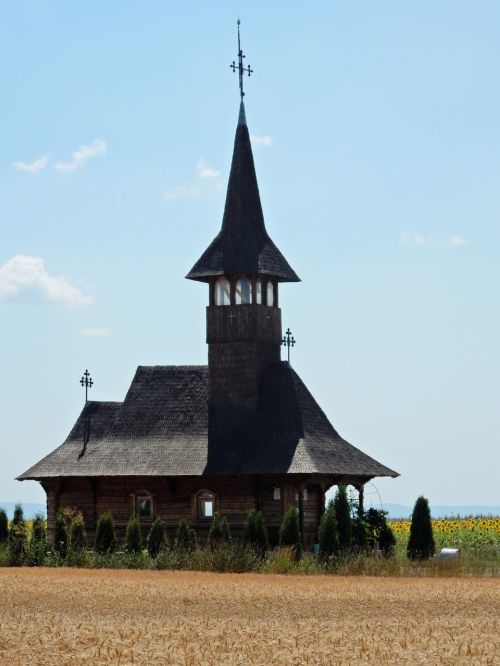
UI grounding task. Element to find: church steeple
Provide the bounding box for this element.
[186,100,299,283]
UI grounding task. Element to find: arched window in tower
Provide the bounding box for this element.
[255,278,263,304]
[266,281,274,307]
[235,277,252,304]
[214,276,231,305]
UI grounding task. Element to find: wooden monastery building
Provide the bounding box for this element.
[18,62,398,547]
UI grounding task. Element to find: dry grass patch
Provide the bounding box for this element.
[0,568,498,665]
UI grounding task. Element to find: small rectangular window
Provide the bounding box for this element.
[273,486,281,500]
[202,500,213,518]
[137,498,152,518]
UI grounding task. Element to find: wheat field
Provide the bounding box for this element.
[0,569,498,665]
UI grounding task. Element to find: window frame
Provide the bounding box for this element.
[130,489,155,521]
[195,489,217,521]
[214,276,231,306]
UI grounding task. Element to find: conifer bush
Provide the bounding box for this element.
[244,509,268,555]
[318,500,339,559]
[378,522,396,557]
[0,508,8,543]
[69,513,87,552]
[365,508,395,556]
[174,521,197,554]
[407,496,435,561]
[207,513,231,549]
[8,510,27,566]
[54,508,68,559]
[125,517,142,554]
[147,517,167,557]
[94,512,117,554]
[334,486,352,552]
[279,508,302,558]
[27,513,47,566]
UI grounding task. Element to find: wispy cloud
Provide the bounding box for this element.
[13,154,50,174]
[80,327,111,337]
[54,139,107,173]
[250,135,273,147]
[165,159,223,200]
[0,255,92,306]
[400,231,468,248]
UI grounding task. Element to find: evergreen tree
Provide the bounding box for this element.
[379,522,396,557]
[318,500,339,559]
[94,512,117,554]
[8,522,27,566]
[207,512,231,549]
[0,508,8,543]
[244,509,268,555]
[334,486,352,552]
[54,508,68,559]
[175,519,191,552]
[147,518,167,557]
[407,496,435,561]
[125,517,143,554]
[69,513,87,552]
[12,503,24,527]
[28,514,47,566]
[279,507,302,558]
[351,517,369,552]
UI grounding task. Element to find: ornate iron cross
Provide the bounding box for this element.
[282,328,296,363]
[230,19,253,101]
[80,369,93,403]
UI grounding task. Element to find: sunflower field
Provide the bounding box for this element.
[388,516,500,550]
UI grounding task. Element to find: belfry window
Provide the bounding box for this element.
[196,490,216,519]
[255,278,263,304]
[214,277,231,305]
[266,281,274,307]
[235,277,252,304]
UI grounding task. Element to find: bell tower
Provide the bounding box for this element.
[186,25,299,431]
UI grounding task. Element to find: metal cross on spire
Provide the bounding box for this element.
[230,19,253,101]
[80,369,93,404]
[282,328,296,363]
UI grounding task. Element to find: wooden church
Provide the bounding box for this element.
[18,37,397,547]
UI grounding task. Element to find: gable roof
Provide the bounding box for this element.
[186,103,300,283]
[18,364,397,480]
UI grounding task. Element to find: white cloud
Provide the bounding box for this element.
[13,154,50,174]
[250,135,273,147]
[54,139,107,173]
[400,231,468,248]
[0,255,92,306]
[80,327,111,337]
[165,159,223,200]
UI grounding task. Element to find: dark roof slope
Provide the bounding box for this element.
[18,364,397,480]
[186,103,300,283]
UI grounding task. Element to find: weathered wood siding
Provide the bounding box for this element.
[42,475,327,547]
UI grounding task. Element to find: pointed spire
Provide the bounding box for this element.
[186,104,299,283]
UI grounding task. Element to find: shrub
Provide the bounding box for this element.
[12,503,25,527]
[26,513,47,566]
[244,509,268,555]
[54,508,68,559]
[352,517,369,552]
[94,512,117,554]
[147,518,167,557]
[365,508,395,556]
[379,522,396,557]
[407,496,435,561]
[125,517,143,554]
[208,513,231,549]
[0,508,8,543]
[334,486,352,552]
[8,522,27,566]
[69,513,87,552]
[318,500,339,559]
[175,519,197,553]
[279,508,302,558]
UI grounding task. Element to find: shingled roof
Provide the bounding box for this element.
[18,364,397,480]
[186,103,300,283]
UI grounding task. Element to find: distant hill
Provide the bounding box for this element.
[0,502,46,519]
[373,503,500,519]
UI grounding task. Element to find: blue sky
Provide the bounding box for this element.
[1,1,499,509]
